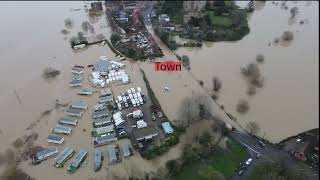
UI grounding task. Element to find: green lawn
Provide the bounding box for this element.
[207,11,233,27]
[173,139,247,180]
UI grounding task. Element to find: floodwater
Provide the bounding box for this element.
[0,1,318,179]
[175,1,319,142]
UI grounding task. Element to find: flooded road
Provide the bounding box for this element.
[175,1,319,142]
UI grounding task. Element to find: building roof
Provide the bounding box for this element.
[161,122,174,134]
[94,149,102,168]
[70,149,87,168]
[47,134,64,142]
[122,142,131,157]
[107,145,117,162]
[94,58,112,72]
[132,127,159,141]
[70,100,88,109]
[54,147,74,165]
[59,117,77,125]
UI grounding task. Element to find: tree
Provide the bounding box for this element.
[82,21,91,32]
[64,18,73,28]
[282,31,294,41]
[246,121,260,135]
[256,54,265,63]
[165,159,182,176]
[236,100,250,114]
[290,7,299,18]
[212,76,222,92]
[181,55,190,69]
[199,131,212,147]
[110,33,122,45]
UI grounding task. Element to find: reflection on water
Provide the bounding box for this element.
[175,1,319,142]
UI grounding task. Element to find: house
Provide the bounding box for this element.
[161,122,174,134]
[47,134,64,144]
[159,14,170,23]
[59,117,78,126]
[93,133,117,147]
[94,149,102,172]
[70,100,88,110]
[65,107,83,117]
[183,1,206,12]
[32,147,58,164]
[51,125,72,135]
[68,149,88,174]
[115,11,129,22]
[122,1,137,10]
[132,127,158,142]
[90,2,103,12]
[53,147,75,168]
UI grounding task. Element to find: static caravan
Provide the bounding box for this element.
[32,147,58,165]
[59,117,78,126]
[94,149,102,172]
[70,100,88,110]
[51,125,72,135]
[67,149,88,174]
[121,142,133,157]
[93,133,117,147]
[47,134,64,144]
[65,107,83,117]
[53,147,75,168]
[92,117,112,128]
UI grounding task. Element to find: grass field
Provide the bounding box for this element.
[207,11,233,27]
[173,138,247,180]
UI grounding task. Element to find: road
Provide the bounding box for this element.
[141,1,156,26]
[229,130,319,180]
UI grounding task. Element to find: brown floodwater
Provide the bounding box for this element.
[0,1,318,179]
[175,1,319,142]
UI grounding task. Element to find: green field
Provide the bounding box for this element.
[207,11,233,27]
[173,139,247,180]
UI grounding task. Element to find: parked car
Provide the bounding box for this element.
[238,170,244,176]
[258,140,266,147]
[245,158,253,165]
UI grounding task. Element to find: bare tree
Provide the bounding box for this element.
[236,100,250,114]
[256,54,265,63]
[82,21,91,32]
[290,7,299,18]
[282,31,294,41]
[212,76,222,92]
[64,18,73,28]
[246,121,260,135]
